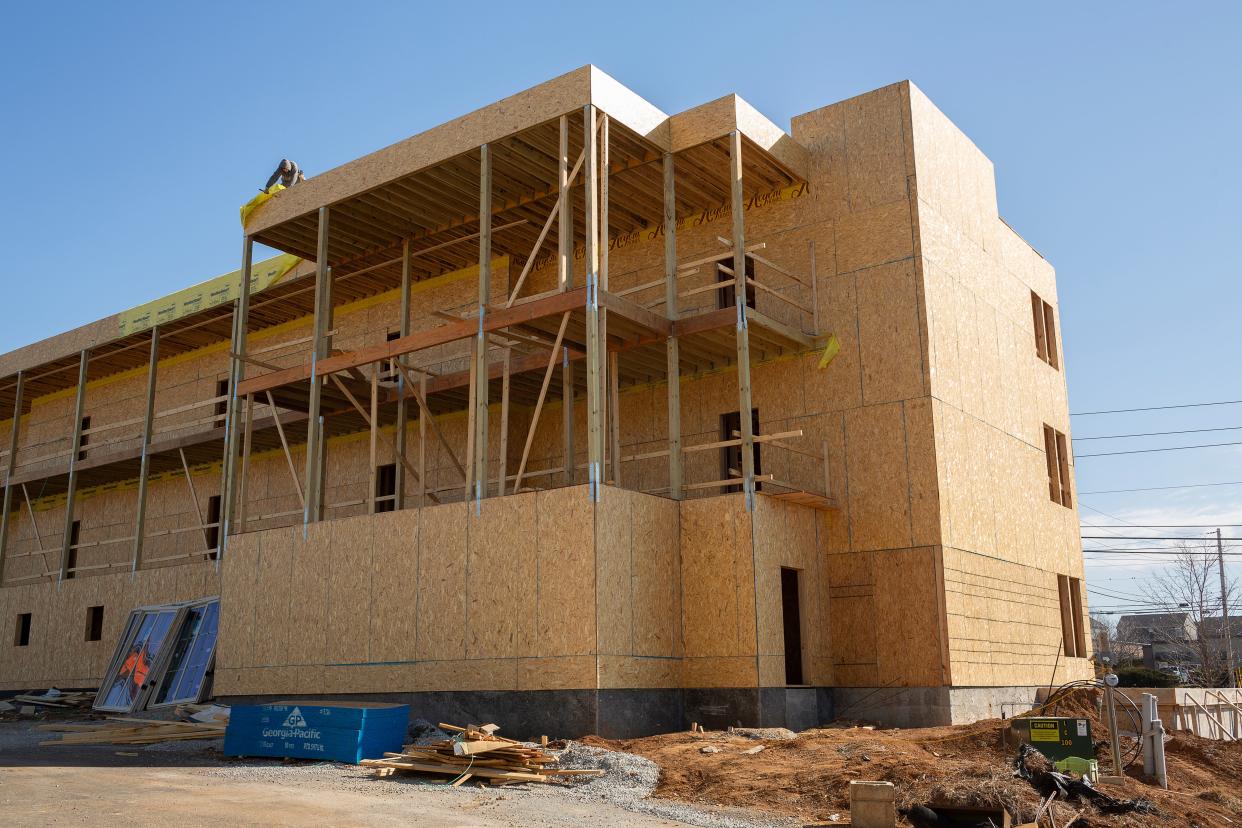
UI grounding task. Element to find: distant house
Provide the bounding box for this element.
[1116,613,1197,667]
[1198,616,1242,658]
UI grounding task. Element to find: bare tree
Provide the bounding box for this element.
[1138,541,1238,686]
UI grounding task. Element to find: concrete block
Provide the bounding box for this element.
[849,780,896,828]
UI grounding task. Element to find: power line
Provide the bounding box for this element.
[1072,399,1242,416]
[1082,523,1242,529]
[1074,424,1242,441]
[1078,538,1232,543]
[1080,480,1242,495]
[1076,440,1242,458]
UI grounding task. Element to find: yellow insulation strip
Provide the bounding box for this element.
[817,333,841,369]
[240,183,285,227]
[117,253,302,337]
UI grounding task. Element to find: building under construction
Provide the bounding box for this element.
[0,67,1092,734]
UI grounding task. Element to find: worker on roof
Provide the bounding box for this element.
[263,158,305,191]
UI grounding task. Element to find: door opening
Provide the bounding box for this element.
[780,567,804,685]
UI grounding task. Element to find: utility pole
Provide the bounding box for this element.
[1218,528,1236,687]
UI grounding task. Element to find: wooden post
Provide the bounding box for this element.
[418,371,427,508]
[0,370,26,582]
[237,393,254,531]
[663,153,683,500]
[729,131,757,511]
[809,240,819,335]
[368,363,379,514]
[304,207,332,529]
[59,349,90,584]
[220,235,253,555]
[561,348,575,486]
[609,351,621,485]
[473,143,492,505]
[129,331,159,573]
[465,338,477,502]
[558,114,572,292]
[599,114,611,489]
[583,104,603,501]
[394,238,412,509]
[497,348,510,495]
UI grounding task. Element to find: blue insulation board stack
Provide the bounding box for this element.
[224,701,409,764]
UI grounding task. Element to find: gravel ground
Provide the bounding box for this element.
[0,716,793,827]
[557,742,798,828]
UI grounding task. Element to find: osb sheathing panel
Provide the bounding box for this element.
[680,494,755,660]
[598,654,681,690]
[465,494,538,659]
[630,493,681,659]
[595,486,633,657]
[252,525,295,667]
[218,532,259,670]
[843,402,913,552]
[825,551,879,686]
[326,514,374,664]
[415,502,469,661]
[286,522,331,667]
[0,563,212,690]
[942,546,1092,687]
[370,508,419,663]
[517,655,596,691]
[751,495,831,686]
[873,546,946,686]
[856,260,926,406]
[535,486,595,657]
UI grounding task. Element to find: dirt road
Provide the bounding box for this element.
[0,763,692,828]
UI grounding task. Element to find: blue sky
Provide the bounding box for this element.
[3,2,1240,620]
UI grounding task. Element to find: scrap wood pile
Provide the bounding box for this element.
[7,689,96,709]
[38,704,230,746]
[363,723,603,786]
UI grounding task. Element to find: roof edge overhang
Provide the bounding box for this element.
[244,66,807,237]
[669,94,809,180]
[245,65,674,236]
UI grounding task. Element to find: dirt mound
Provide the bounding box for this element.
[588,690,1242,827]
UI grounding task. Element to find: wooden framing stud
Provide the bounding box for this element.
[473,142,492,505]
[0,369,25,582]
[394,237,412,509]
[303,207,332,529]
[130,328,159,573]
[729,130,757,511]
[583,104,603,501]
[561,348,575,486]
[662,152,683,500]
[59,349,90,584]
[497,347,510,495]
[368,363,379,514]
[220,234,254,556]
[558,113,572,293]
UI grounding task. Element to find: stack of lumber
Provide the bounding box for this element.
[12,689,95,709]
[362,723,603,786]
[38,717,227,746]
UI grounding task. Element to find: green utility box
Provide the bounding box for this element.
[1009,716,1094,761]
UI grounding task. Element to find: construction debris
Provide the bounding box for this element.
[38,717,227,746]
[11,689,95,709]
[362,723,604,786]
[1013,744,1156,816]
